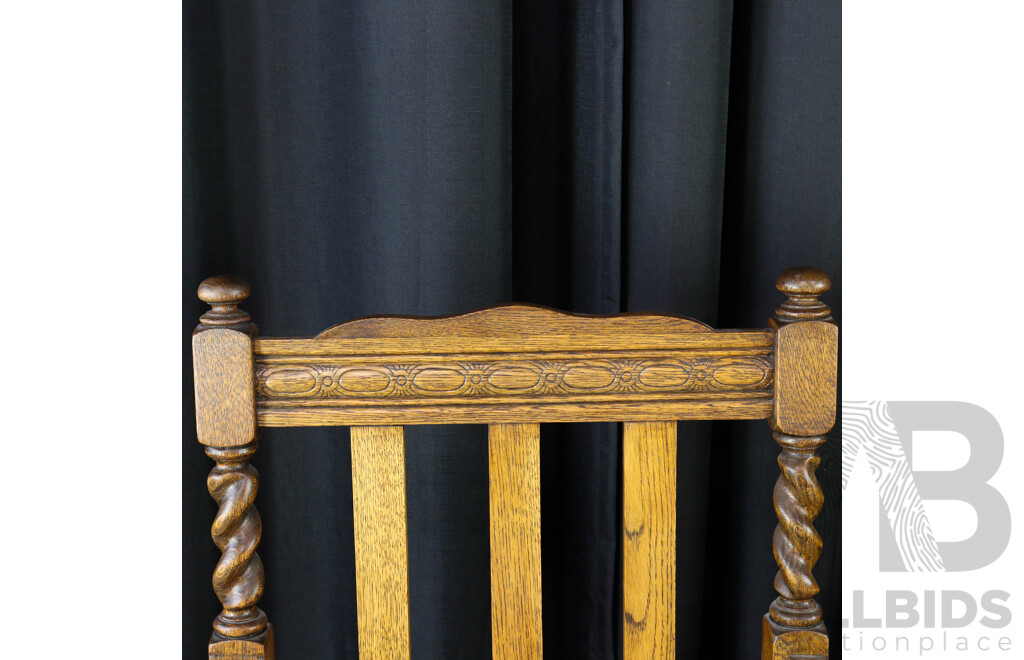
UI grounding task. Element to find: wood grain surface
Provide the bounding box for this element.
[258,396,771,426]
[489,423,543,660]
[623,421,676,659]
[258,331,772,356]
[771,321,838,436]
[350,426,411,660]
[317,304,712,337]
[761,615,828,660]
[209,626,274,660]
[194,328,257,447]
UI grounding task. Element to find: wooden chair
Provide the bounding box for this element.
[191,267,837,660]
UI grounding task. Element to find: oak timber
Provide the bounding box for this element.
[489,423,543,660]
[623,421,677,659]
[350,426,412,660]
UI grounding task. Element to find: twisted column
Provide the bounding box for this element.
[207,441,268,638]
[761,267,835,659]
[193,274,271,654]
[769,433,825,627]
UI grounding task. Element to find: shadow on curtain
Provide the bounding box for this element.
[183,1,840,658]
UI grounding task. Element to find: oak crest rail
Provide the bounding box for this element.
[192,267,837,660]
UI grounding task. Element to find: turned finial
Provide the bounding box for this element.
[198,274,252,327]
[773,267,832,324]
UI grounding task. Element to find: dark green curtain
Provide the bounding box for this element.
[183,1,841,658]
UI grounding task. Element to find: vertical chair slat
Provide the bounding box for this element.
[489,423,543,660]
[351,425,411,660]
[623,421,677,659]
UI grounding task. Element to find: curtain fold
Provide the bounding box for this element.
[184,1,840,658]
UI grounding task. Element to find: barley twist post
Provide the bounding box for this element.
[207,442,267,637]
[761,267,836,660]
[770,432,825,627]
[193,275,274,659]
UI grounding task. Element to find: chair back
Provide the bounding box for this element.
[192,268,837,659]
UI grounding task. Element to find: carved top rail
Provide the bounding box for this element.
[192,272,837,659]
[194,270,837,439]
[251,306,775,426]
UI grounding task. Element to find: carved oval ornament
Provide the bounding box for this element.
[263,368,317,395]
[562,365,617,390]
[413,368,467,392]
[710,357,772,388]
[338,369,391,394]
[488,365,542,391]
[637,363,690,388]
[257,355,772,400]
